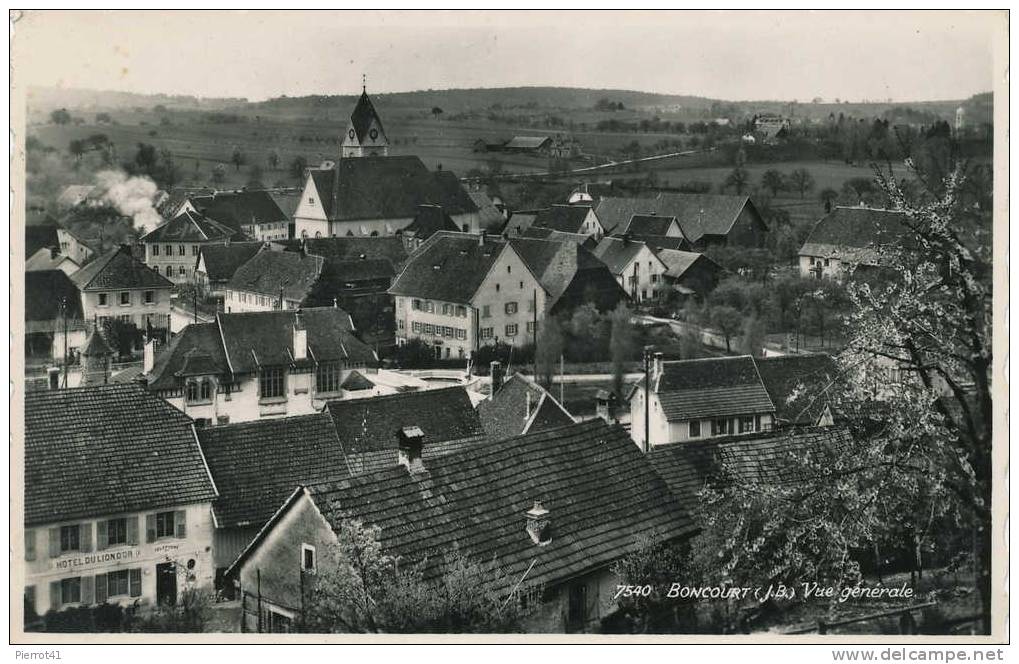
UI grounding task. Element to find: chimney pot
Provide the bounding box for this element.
[525,500,552,546]
[293,312,308,361]
[653,352,664,381]
[143,338,157,374]
[490,361,504,396]
[397,425,426,473]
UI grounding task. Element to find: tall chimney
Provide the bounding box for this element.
[397,426,425,473]
[653,352,664,382]
[490,361,504,396]
[143,338,157,374]
[525,500,552,546]
[293,312,307,361]
[525,390,531,420]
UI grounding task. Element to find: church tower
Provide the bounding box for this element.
[341,77,389,159]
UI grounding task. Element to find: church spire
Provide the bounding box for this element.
[342,77,389,159]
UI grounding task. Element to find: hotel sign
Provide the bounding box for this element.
[53,548,141,571]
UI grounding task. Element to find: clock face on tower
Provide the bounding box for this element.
[369,128,379,141]
[348,128,355,140]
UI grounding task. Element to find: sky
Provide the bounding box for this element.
[12,10,1003,103]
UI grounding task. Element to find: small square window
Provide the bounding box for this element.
[144,290,154,304]
[302,543,317,573]
[98,293,108,307]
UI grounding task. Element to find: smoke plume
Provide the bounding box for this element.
[93,170,163,234]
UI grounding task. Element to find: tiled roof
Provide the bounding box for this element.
[303,420,694,590]
[278,236,409,272]
[477,373,575,440]
[595,194,756,242]
[25,270,84,323]
[308,157,477,221]
[631,234,692,252]
[190,191,289,232]
[388,232,507,303]
[70,245,173,291]
[532,205,593,234]
[25,225,60,257]
[323,386,486,456]
[146,322,230,391]
[197,241,265,283]
[25,384,217,526]
[648,426,854,505]
[139,210,240,243]
[81,329,113,357]
[343,434,490,477]
[198,413,349,528]
[226,250,323,301]
[349,90,386,143]
[654,249,716,280]
[26,249,78,273]
[217,307,374,374]
[502,210,540,236]
[467,190,505,230]
[799,207,911,264]
[621,214,682,238]
[504,136,552,150]
[756,353,840,425]
[591,236,653,275]
[519,227,594,247]
[506,236,576,301]
[403,204,461,240]
[653,356,775,421]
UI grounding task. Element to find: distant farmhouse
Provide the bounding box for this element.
[798,206,910,280]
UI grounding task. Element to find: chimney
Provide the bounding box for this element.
[50,246,59,260]
[397,426,425,473]
[47,366,60,391]
[653,352,664,382]
[595,389,616,424]
[293,311,307,361]
[490,361,504,396]
[525,500,552,546]
[525,390,531,420]
[143,338,157,374]
[478,229,487,246]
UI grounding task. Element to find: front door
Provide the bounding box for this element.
[156,562,177,606]
[566,583,588,632]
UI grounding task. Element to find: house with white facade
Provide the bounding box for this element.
[591,235,669,303]
[798,206,910,280]
[140,306,377,425]
[23,384,218,618]
[225,420,694,633]
[140,210,246,284]
[223,249,324,313]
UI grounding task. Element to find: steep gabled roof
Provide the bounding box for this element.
[25,384,217,526]
[654,249,722,281]
[25,248,78,273]
[323,386,486,456]
[70,245,173,291]
[467,190,505,230]
[308,157,477,222]
[145,322,231,391]
[198,413,349,528]
[621,214,683,238]
[595,193,756,242]
[403,204,461,240]
[25,270,84,323]
[25,224,60,257]
[278,236,410,271]
[216,307,374,374]
[139,210,240,243]
[477,373,576,440]
[226,250,324,301]
[532,205,594,234]
[189,190,289,232]
[301,420,693,590]
[756,353,840,425]
[648,426,854,505]
[591,236,657,275]
[197,241,265,283]
[653,355,776,422]
[799,207,911,264]
[388,232,508,304]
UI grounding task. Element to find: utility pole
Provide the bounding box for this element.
[60,297,68,388]
[643,345,652,453]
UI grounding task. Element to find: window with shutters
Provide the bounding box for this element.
[155,511,176,539]
[106,518,128,547]
[61,577,81,605]
[152,244,160,257]
[178,245,186,256]
[738,415,755,434]
[711,418,730,436]
[98,293,108,307]
[479,327,494,339]
[60,525,80,552]
[144,290,154,304]
[505,324,518,337]
[505,302,518,315]
[164,244,172,256]
[481,305,491,318]
[25,529,36,561]
[107,570,130,597]
[200,379,213,401]
[689,420,701,438]
[120,292,130,306]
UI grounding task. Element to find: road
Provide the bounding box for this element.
[463,147,717,182]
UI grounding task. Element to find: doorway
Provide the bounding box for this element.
[156,562,177,606]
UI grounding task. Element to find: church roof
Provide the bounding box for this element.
[350,89,386,143]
